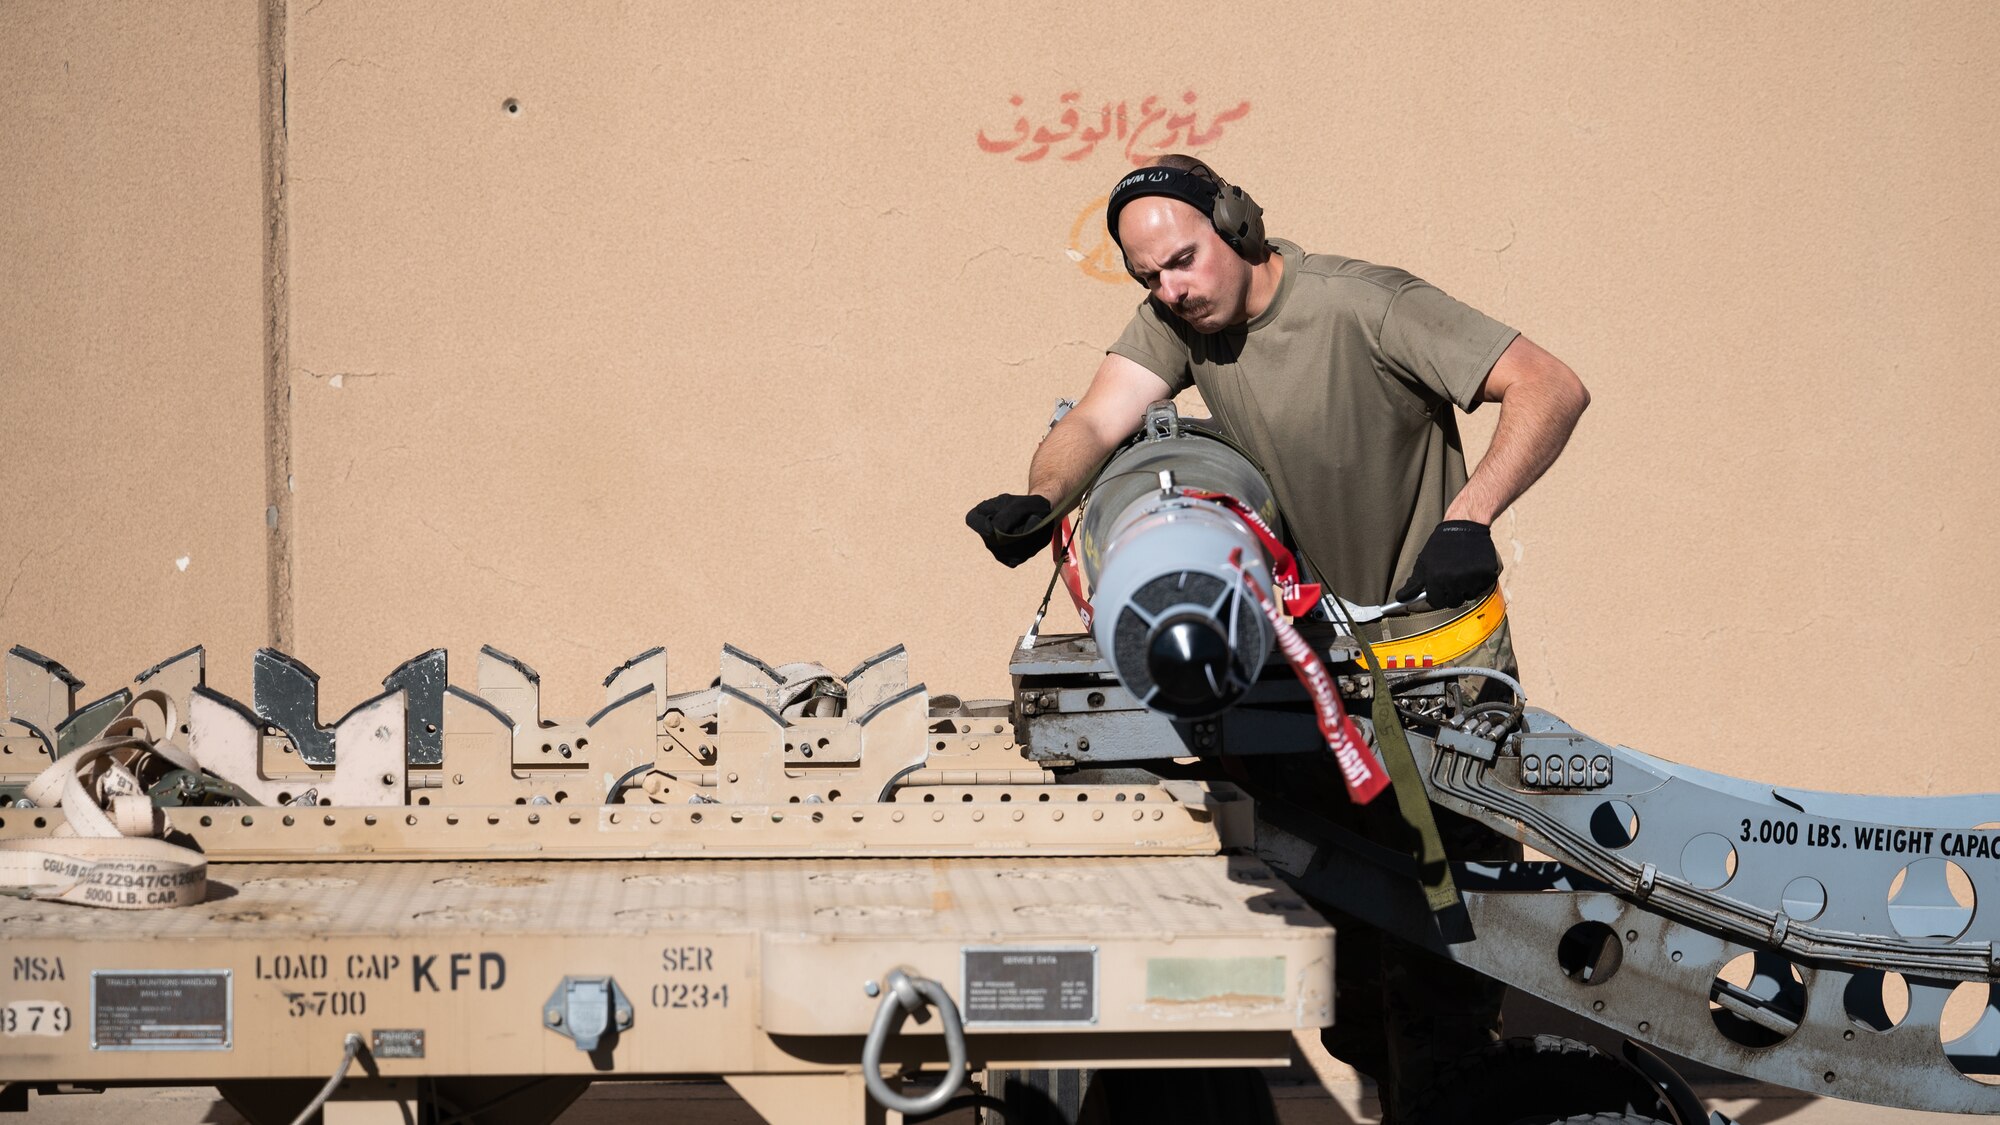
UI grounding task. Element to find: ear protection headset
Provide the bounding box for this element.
[1106,165,1266,280]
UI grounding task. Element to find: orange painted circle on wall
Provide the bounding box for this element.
[1067,194,1128,286]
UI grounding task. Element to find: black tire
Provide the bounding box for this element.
[986,1068,1092,1125]
[1408,1035,1669,1125]
[1550,1116,1675,1125]
[1077,1067,1278,1125]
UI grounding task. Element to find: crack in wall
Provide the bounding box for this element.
[417,519,531,590]
[958,244,1060,278]
[998,339,1092,368]
[322,56,389,81]
[0,551,36,623]
[0,532,73,627]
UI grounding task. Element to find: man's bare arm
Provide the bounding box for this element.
[1028,352,1173,508]
[1444,335,1590,525]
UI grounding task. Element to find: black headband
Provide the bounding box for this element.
[1106,167,1218,247]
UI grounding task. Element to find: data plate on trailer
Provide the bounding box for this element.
[372,1028,426,1058]
[962,946,1097,1027]
[90,969,231,1051]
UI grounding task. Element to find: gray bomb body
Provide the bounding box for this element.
[1076,412,1285,719]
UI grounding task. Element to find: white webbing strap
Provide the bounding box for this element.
[0,694,208,909]
[0,834,206,909]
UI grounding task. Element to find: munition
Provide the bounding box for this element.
[1074,403,1284,718]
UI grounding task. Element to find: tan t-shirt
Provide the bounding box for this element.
[1108,238,1519,603]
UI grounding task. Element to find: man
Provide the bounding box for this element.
[968,155,1586,613]
[966,155,1589,1120]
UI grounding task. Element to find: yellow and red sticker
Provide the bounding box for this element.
[1368,587,1508,671]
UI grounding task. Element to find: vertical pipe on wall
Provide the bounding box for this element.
[260,0,293,651]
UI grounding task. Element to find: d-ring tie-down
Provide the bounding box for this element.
[860,968,967,1116]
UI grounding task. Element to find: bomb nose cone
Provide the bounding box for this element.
[1146,617,1241,718]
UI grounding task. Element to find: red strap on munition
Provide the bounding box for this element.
[1229,547,1390,805]
[1185,491,1322,616]
[1054,512,1093,631]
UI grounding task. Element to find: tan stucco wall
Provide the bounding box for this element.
[4,2,1997,793]
[0,1,270,702]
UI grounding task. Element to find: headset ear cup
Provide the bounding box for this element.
[1209,187,1245,252]
[1238,189,1265,253]
[1209,182,1265,257]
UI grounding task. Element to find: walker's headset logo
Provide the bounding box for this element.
[1113,169,1175,194]
[973,91,1254,287]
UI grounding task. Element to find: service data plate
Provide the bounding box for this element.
[91,969,232,1051]
[961,946,1097,1027]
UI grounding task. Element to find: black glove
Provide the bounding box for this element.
[1395,520,1500,609]
[965,493,1055,568]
